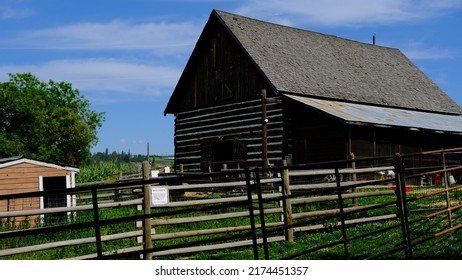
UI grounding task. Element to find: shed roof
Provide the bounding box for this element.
[0,156,80,173]
[166,10,462,115]
[285,94,462,134]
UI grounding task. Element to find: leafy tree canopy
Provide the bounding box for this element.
[0,73,105,166]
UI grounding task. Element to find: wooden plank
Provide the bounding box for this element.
[290,190,395,205]
[0,230,143,257]
[152,208,283,226]
[65,246,144,260]
[66,236,287,260]
[288,166,394,177]
[292,204,384,219]
[293,214,397,233]
[150,236,285,257]
[176,100,262,121]
[290,180,377,190]
[166,178,280,191]
[0,198,142,218]
[165,192,281,207]
[151,222,283,240]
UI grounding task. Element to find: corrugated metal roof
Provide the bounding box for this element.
[285,94,462,134]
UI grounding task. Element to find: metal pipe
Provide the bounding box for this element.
[245,168,259,260]
[255,170,269,259]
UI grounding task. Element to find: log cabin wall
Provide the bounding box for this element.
[174,99,284,172]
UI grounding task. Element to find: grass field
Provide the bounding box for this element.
[1,161,461,260]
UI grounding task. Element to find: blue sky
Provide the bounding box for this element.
[1,0,462,156]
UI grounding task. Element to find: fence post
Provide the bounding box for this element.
[281,160,294,242]
[350,153,358,206]
[441,150,454,228]
[114,171,122,202]
[335,167,349,258]
[393,153,413,259]
[142,161,153,260]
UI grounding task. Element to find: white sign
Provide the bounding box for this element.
[150,187,169,207]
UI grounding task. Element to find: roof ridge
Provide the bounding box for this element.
[213,9,399,52]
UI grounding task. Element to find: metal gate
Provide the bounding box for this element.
[251,149,462,259]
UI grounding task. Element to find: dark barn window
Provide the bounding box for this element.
[201,140,247,172]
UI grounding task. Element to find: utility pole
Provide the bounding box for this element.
[147,142,150,163]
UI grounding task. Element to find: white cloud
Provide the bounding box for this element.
[0,17,199,104]
[235,0,462,27]
[0,59,182,103]
[0,1,34,20]
[4,19,202,55]
[403,45,459,60]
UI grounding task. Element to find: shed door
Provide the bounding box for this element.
[40,176,68,223]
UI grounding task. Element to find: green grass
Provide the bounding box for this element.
[2,200,461,260]
[0,204,144,260]
[2,160,462,260]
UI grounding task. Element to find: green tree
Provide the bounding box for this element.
[0,73,105,166]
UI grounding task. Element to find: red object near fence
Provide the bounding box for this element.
[435,174,441,186]
[391,185,411,193]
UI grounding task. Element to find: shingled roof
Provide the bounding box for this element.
[213,10,462,115]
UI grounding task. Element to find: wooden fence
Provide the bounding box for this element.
[1,148,461,259]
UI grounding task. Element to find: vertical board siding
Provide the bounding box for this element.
[168,21,266,114]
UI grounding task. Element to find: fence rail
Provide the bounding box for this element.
[1,148,462,259]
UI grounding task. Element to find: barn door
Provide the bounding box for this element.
[201,140,247,172]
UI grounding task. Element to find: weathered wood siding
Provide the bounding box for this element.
[284,101,348,164]
[0,163,71,212]
[285,99,462,166]
[174,99,284,172]
[168,15,268,113]
[171,16,286,172]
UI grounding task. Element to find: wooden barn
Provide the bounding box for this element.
[0,156,79,224]
[164,10,462,172]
